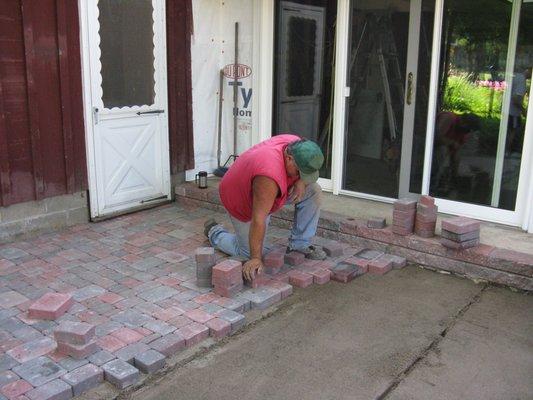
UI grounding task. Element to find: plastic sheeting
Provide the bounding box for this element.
[186,0,254,181]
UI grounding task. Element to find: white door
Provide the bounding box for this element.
[276,1,325,141]
[81,0,170,218]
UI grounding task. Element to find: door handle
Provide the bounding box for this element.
[406,72,413,105]
[136,109,164,115]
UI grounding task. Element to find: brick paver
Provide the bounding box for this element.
[0,203,405,399]
[28,293,73,321]
[61,364,102,396]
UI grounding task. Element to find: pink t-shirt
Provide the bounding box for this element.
[219,134,300,222]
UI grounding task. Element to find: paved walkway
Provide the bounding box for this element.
[129,267,533,400]
[0,203,400,399]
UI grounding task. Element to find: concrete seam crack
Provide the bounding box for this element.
[375,283,490,400]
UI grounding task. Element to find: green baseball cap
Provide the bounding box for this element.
[289,140,324,183]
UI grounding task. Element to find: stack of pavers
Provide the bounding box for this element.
[212,259,244,297]
[196,247,216,287]
[415,195,438,238]
[54,321,98,359]
[441,217,480,250]
[392,198,417,235]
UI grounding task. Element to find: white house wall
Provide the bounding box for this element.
[186,0,254,181]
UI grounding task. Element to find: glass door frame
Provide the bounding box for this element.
[333,0,425,203]
[332,0,533,229]
[252,0,533,231]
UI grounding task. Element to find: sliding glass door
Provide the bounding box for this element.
[429,0,531,217]
[341,0,532,226]
[342,0,435,199]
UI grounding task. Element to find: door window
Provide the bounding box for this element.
[286,17,317,97]
[98,0,155,109]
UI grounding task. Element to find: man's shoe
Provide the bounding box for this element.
[203,218,218,238]
[287,245,327,260]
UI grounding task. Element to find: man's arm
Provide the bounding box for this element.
[288,179,307,203]
[242,176,278,281]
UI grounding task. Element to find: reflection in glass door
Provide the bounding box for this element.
[343,0,431,198]
[429,0,531,212]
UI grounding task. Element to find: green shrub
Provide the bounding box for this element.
[443,75,503,117]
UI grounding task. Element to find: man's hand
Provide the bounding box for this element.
[243,258,263,281]
[288,179,306,203]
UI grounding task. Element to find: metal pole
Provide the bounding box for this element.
[233,22,239,156]
[217,69,224,168]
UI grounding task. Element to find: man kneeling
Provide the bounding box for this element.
[204,134,326,281]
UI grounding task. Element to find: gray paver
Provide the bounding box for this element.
[0,308,20,322]
[0,291,29,308]
[58,357,88,372]
[200,303,224,314]
[26,378,72,400]
[131,257,165,272]
[61,363,103,396]
[87,351,116,367]
[140,333,162,345]
[114,343,150,364]
[0,370,19,387]
[173,290,198,301]
[111,310,154,328]
[0,247,29,260]
[102,359,140,389]
[217,297,249,313]
[95,321,123,337]
[143,321,176,336]
[0,354,19,372]
[389,255,407,269]
[134,350,166,374]
[54,321,95,345]
[72,285,106,302]
[240,287,282,310]
[137,286,178,303]
[214,309,246,332]
[13,326,43,341]
[149,333,185,357]
[356,249,385,260]
[13,356,66,387]
[180,280,212,294]
[2,317,26,333]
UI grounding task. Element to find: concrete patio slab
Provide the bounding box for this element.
[128,267,532,400]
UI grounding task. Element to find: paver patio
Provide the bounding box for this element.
[0,202,398,399]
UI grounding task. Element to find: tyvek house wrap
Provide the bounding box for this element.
[186,0,254,181]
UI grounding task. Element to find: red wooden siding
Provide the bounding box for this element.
[0,0,86,207]
[167,0,195,173]
[0,0,194,208]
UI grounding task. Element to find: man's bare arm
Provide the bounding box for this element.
[242,176,278,281]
